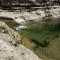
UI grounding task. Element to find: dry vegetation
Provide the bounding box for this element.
[17,17,60,60]
[0,19,19,29]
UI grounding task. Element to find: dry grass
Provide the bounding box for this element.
[21,36,36,49]
[0,20,19,29]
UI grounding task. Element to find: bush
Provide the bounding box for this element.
[31,39,49,47]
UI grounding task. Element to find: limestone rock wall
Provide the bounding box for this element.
[0,21,21,44]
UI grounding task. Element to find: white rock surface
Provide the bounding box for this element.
[0,33,42,60]
[0,7,60,23]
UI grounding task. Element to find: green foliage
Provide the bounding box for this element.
[17,19,60,60]
[17,22,60,47]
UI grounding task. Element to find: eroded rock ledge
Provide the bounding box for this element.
[0,21,42,60]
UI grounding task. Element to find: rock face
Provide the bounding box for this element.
[0,8,60,23]
[0,21,21,44]
[0,33,41,60]
[0,21,42,60]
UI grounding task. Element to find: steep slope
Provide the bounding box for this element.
[0,33,41,60]
[0,21,41,60]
